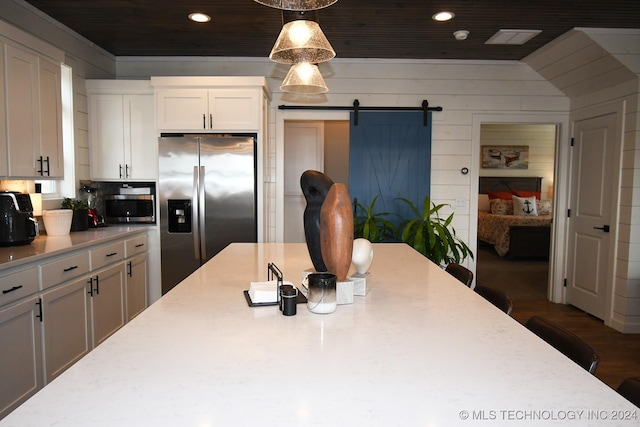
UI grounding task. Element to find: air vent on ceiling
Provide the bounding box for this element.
[485,29,541,45]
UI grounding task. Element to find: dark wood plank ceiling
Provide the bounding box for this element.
[22,0,640,60]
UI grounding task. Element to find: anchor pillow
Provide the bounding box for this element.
[512,195,538,216]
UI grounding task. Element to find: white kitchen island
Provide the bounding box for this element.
[1,243,636,426]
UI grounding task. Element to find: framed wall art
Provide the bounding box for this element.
[481,145,529,169]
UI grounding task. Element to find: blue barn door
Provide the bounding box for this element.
[349,111,431,229]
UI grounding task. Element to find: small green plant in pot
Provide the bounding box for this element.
[61,198,89,232]
[353,195,398,243]
[396,196,473,265]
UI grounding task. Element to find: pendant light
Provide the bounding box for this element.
[269,18,335,64]
[254,0,338,10]
[280,62,328,94]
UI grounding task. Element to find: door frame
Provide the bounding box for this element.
[568,100,625,327]
[471,113,570,304]
[276,110,349,242]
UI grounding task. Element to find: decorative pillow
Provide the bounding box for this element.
[490,198,513,215]
[512,195,538,216]
[487,191,514,200]
[478,194,490,212]
[537,199,552,216]
[514,190,542,199]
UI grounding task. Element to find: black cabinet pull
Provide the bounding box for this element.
[37,156,43,175]
[119,164,123,178]
[127,261,132,277]
[593,225,610,233]
[87,277,94,296]
[36,298,43,322]
[209,113,213,129]
[44,156,50,176]
[106,252,118,257]
[203,114,206,129]
[2,285,23,294]
[135,243,145,248]
[95,276,100,295]
[63,265,79,272]
[126,164,130,178]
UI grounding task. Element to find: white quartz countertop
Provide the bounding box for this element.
[1,243,636,426]
[0,226,151,270]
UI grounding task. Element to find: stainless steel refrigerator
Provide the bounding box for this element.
[159,134,257,294]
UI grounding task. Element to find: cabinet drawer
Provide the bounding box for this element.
[0,268,38,307]
[40,252,91,290]
[91,241,125,271]
[125,234,148,258]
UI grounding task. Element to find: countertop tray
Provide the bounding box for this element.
[243,288,307,307]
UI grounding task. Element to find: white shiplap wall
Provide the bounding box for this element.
[526,28,640,332]
[114,57,570,254]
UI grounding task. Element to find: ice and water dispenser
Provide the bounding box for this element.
[167,200,192,233]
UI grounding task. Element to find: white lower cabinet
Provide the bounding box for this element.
[40,277,91,383]
[0,231,149,420]
[126,253,147,321]
[89,263,125,347]
[0,296,43,419]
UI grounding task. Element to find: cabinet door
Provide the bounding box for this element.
[38,57,64,178]
[125,254,147,321]
[0,297,43,419]
[5,44,39,177]
[0,41,7,177]
[124,94,157,180]
[156,89,208,130]
[89,94,126,180]
[90,263,125,347]
[41,277,91,383]
[209,88,261,131]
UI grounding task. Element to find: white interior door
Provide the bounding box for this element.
[284,121,324,242]
[566,112,619,320]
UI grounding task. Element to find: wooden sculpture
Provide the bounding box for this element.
[320,183,354,282]
[301,170,334,272]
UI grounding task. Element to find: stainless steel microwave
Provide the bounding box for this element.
[104,194,155,224]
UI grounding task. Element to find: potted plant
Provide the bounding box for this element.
[61,197,89,232]
[396,196,473,266]
[353,195,398,243]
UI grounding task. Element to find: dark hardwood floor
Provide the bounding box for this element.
[476,245,640,393]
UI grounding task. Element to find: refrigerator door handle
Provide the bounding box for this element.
[199,166,207,260]
[193,166,200,260]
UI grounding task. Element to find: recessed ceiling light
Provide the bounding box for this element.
[433,11,455,22]
[189,12,211,23]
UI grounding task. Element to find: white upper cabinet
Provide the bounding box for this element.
[151,76,270,133]
[3,42,63,179]
[38,56,64,177]
[156,88,261,131]
[87,80,157,181]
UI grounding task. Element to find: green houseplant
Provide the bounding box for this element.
[396,196,473,265]
[61,198,89,231]
[353,195,398,243]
